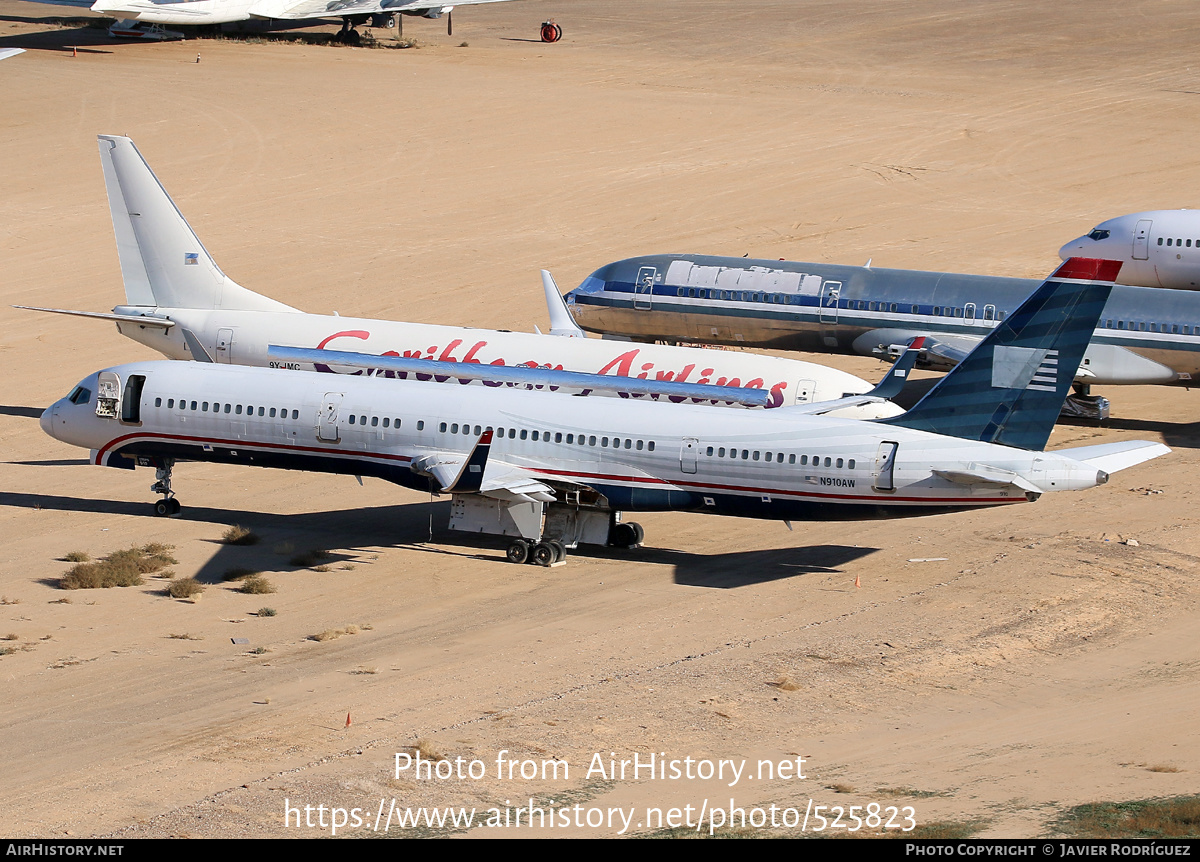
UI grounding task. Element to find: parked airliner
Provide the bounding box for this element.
[40,258,1168,565]
[16,136,899,419]
[21,0,525,42]
[1059,210,1200,290]
[566,250,1200,417]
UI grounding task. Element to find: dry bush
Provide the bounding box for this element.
[239,575,276,595]
[167,578,205,599]
[62,551,90,562]
[61,559,143,589]
[273,541,296,556]
[222,567,259,582]
[257,607,277,617]
[416,739,444,761]
[222,525,260,546]
[168,633,200,640]
[4,633,19,641]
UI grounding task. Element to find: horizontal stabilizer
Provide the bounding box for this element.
[269,345,772,407]
[13,305,175,328]
[781,337,919,416]
[1058,440,1171,473]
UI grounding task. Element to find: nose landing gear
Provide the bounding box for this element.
[151,459,181,517]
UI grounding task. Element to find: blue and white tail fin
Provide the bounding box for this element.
[98,135,295,313]
[879,258,1120,451]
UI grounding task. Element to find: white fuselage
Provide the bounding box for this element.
[112,306,901,417]
[1060,210,1200,290]
[42,361,1111,523]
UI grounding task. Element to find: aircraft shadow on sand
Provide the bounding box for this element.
[0,16,115,51]
[3,490,878,587]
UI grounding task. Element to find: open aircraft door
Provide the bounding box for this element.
[634,266,656,310]
[873,441,898,491]
[317,393,343,442]
[819,280,841,347]
[1134,219,1152,260]
[96,371,121,419]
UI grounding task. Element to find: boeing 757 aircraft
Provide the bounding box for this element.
[1059,210,1200,290]
[21,0,533,42]
[566,250,1200,418]
[40,258,1168,566]
[16,136,899,419]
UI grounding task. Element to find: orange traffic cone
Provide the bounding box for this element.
[854,575,861,589]
[345,712,352,728]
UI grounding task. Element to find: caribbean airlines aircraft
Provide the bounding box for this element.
[566,250,1200,418]
[1059,210,1200,290]
[40,259,1168,566]
[17,136,898,419]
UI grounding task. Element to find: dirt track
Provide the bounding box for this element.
[1,0,1198,838]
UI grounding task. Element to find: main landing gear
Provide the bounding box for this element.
[540,20,562,42]
[502,519,643,566]
[151,459,181,517]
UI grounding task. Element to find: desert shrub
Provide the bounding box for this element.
[167,578,205,599]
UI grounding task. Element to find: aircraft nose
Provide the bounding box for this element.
[40,403,58,439]
[1058,237,1087,261]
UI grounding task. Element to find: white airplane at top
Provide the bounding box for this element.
[39,257,1168,565]
[16,135,903,420]
[22,0,530,41]
[1059,210,1200,290]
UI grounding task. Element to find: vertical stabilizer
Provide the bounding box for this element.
[97,135,295,313]
[880,258,1120,451]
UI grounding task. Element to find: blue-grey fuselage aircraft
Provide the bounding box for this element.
[566,254,1200,417]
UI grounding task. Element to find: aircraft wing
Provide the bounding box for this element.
[409,430,573,504]
[0,48,27,60]
[248,0,514,21]
[1057,440,1172,473]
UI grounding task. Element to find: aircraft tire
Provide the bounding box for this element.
[154,499,171,517]
[168,498,181,516]
[506,539,530,564]
[540,22,561,43]
[548,539,566,563]
[608,522,637,548]
[531,542,555,567]
[629,522,644,545]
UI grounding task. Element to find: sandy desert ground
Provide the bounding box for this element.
[1,0,1198,839]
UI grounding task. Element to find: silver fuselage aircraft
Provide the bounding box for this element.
[1059,210,1200,290]
[18,135,899,419]
[565,254,1200,399]
[41,258,1168,566]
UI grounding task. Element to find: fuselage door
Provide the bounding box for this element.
[873,441,898,491]
[216,328,235,364]
[1133,219,1152,260]
[96,371,121,419]
[680,437,698,474]
[318,393,343,443]
[795,379,815,404]
[634,266,656,310]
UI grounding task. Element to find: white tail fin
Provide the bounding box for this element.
[97,135,296,313]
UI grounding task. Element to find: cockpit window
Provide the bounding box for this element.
[1087,229,1111,241]
[68,385,92,405]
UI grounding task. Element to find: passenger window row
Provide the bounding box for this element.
[155,396,298,420]
[703,446,856,469]
[437,422,658,452]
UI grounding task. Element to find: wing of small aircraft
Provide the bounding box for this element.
[0,48,27,60]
